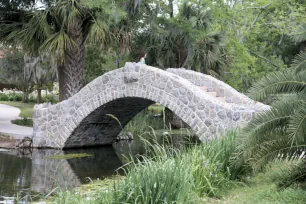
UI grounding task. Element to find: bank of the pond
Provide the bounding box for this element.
[44,156,306,204]
[0,135,16,149]
[41,131,306,204]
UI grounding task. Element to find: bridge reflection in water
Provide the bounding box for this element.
[0,141,143,202]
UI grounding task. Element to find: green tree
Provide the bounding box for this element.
[226,0,305,91]
[0,48,34,102]
[189,0,305,91]
[0,0,140,101]
[24,54,57,103]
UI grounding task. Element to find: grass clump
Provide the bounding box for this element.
[12,117,33,127]
[185,145,238,197]
[111,155,196,203]
[201,130,243,179]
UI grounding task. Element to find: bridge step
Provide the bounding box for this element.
[207,91,217,97]
[200,86,208,92]
[200,86,229,104]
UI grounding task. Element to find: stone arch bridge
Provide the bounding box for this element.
[33,63,269,149]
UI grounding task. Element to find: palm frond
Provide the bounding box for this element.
[40,30,77,62]
[291,51,306,73]
[18,11,51,54]
[288,102,306,144]
[249,138,303,170]
[277,159,306,188]
[248,69,306,101]
[86,18,108,45]
[291,24,306,43]
[237,92,306,171]
[230,132,288,174]
[242,109,289,146]
[243,95,304,144]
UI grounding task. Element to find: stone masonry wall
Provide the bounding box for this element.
[33,63,266,149]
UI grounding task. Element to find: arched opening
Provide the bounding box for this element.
[64,97,155,148]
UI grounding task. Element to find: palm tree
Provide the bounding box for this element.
[135,1,227,78]
[0,0,140,101]
[233,24,306,184]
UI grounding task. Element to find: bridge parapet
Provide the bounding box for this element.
[167,68,270,111]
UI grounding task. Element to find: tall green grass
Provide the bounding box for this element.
[110,156,196,203]
[49,131,242,203]
[200,130,243,179]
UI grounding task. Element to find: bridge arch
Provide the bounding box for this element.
[33,63,258,149]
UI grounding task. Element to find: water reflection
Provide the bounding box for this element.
[0,151,32,203]
[67,147,124,183]
[31,149,81,194]
[0,141,140,203]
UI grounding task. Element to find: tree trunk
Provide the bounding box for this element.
[22,90,29,103]
[169,0,174,18]
[62,16,85,101]
[57,64,67,101]
[116,51,121,69]
[37,87,41,104]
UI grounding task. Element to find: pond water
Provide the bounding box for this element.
[0,141,145,203]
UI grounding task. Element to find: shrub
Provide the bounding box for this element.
[0,93,9,101]
[42,94,58,103]
[0,88,59,103]
[13,94,22,101]
[0,89,23,102]
[28,95,36,102]
[8,95,15,101]
[12,118,33,127]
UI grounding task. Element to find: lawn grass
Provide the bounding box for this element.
[0,101,35,118]
[206,161,306,204]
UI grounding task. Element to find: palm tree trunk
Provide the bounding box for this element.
[56,16,85,101]
[63,16,85,100]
